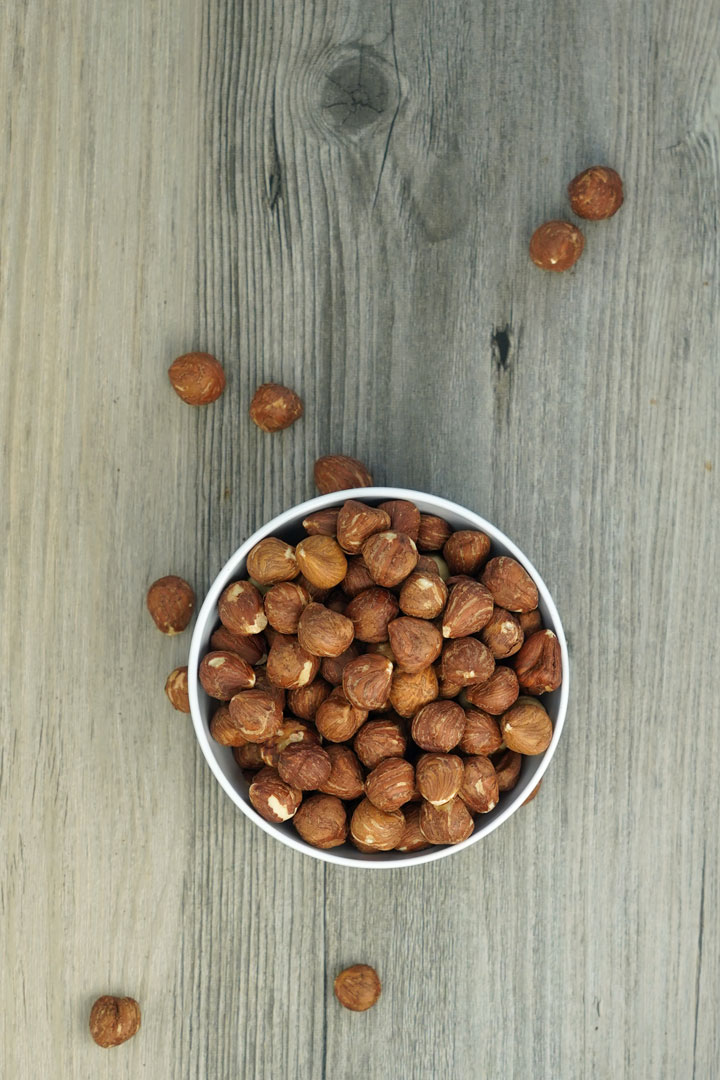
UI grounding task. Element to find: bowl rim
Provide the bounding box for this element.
[188,487,569,868]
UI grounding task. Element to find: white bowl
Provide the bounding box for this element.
[189,488,569,868]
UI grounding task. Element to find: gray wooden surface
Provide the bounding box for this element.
[2,0,719,1076]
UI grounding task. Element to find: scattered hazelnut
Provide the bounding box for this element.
[314,454,374,494]
[362,531,418,587]
[459,708,503,755]
[518,609,543,637]
[411,700,466,753]
[523,779,542,804]
[399,572,448,619]
[354,717,407,769]
[297,602,355,657]
[378,500,421,541]
[441,579,494,638]
[459,756,499,813]
[439,637,495,686]
[198,650,256,700]
[320,642,360,686]
[345,587,399,643]
[168,351,225,404]
[387,617,443,673]
[210,625,267,666]
[263,581,310,634]
[419,796,474,845]
[165,666,190,712]
[568,165,623,219]
[481,557,539,612]
[287,678,331,721]
[266,634,320,689]
[395,804,431,852]
[350,798,405,851]
[89,995,141,1048]
[228,688,283,742]
[319,745,365,799]
[464,666,519,714]
[232,742,265,769]
[210,704,247,746]
[249,766,302,822]
[246,537,299,585]
[529,220,585,271]
[512,629,562,694]
[341,556,376,597]
[336,500,391,554]
[500,696,553,754]
[315,688,368,742]
[416,753,464,806]
[365,757,415,812]
[218,580,268,636]
[146,575,195,634]
[295,535,348,589]
[334,965,382,1011]
[249,382,303,431]
[343,654,393,711]
[294,794,348,848]
[259,719,320,768]
[389,665,439,718]
[417,514,452,551]
[493,749,523,792]
[302,507,340,536]
[442,530,491,575]
[277,743,332,790]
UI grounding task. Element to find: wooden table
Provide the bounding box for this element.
[2,1,718,1076]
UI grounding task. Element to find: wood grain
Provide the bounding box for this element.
[1,0,719,1076]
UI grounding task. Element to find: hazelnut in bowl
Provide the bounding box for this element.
[188,488,569,868]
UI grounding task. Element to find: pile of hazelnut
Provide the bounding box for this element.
[196,476,562,854]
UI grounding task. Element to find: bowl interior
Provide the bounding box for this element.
[188,488,569,868]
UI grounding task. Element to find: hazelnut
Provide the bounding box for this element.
[259,719,320,767]
[345,587,399,643]
[294,793,348,848]
[249,766,302,822]
[315,688,368,742]
[232,742,265,769]
[295,535,348,589]
[249,381,303,431]
[518,609,543,636]
[441,579,494,638]
[417,514,452,551]
[297,602,355,657]
[341,556,376,597]
[568,165,623,219]
[365,641,396,663]
[480,606,524,658]
[399,572,448,619]
[320,642,360,686]
[481,556,538,612]
[314,454,374,494]
[459,708,503,755]
[529,220,585,271]
[437,673,465,700]
[416,753,464,806]
[442,530,491,575]
[354,717,407,768]
[439,637,495,686]
[388,617,443,673]
[246,537,299,585]
[168,351,225,404]
[89,995,141,1048]
[263,581,310,634]
[146,575,195,634]
[218,580,268,636]
[253,671,286,713]
[350,798,405,851]
[336,499,391,554]
[411,700,465,753]
[334,965,382,1011]
[428,554,450,581]
[198,650,256,700]
[416,554,443,575]
[464,666,519,714]
[228,688,283,742]
[296,573,331,603]
[266,634,320,689]
[523,779,542,804]
[500,696,553,754]
[210,704,247,746]
[365,757,415,812]
[302,507,340,536]
[459,756,499,813]
[419,796,474,845]
[389,665,439,718]
[512,629,562,694]
[493,749,523,791]
[210,626,267,666]
[343,654,393,711]
[395,804,431,852]
[362,531,418,587]
[165,666,190,712]
[277,743,332,790]
[378,499,421,541]
[319,745,365,799]
[287,678,331,720]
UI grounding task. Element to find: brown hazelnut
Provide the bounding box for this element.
[399,572,448,619]
[259,719,320,767]
[365,757,415,812]
[320,642,360,686]
[89,995,141,1048]
[253,671,286,713]
[481,556,539,612]
[512,629,562,694]
[428,555,451,580]
[302,507,340,536]
[389,665,439,718]
[228,689,283,743]
[416,753,464,806]
[277,743,332,790]
[315,688,368,742]
[354,717,407,768]
[249,766,302,822]
[168,351,225,404]
[249,382,303,431]
[441,580,494,638]
[341,556,376,597]
[287,678,331,721]
[417,514,452,551]
[362,531,418,587]
[500,696,553,754]
[378,499,421,541]
[365,641,397,663]
[263,581,310,634]
[343,654,393,711]
[523,779,542,804]
[314,454,374,494]
[198,650,256,700]
[465,666,519,714]
[419,796,474,845]
[395,804,431,852]
[210,704,246,746]
[459,708,503,755]
[529,220,585,271]
[210,626,267,666]
[568,165,623,219]
[266,634,320,689]
[295,573,331,603]
[297,602,355,658]
[319,745,365,799]
[416,554,443,576]
[387,617,443,673]
[165,666,190,712]
[334,965,382,1011]
[336,500,391,554]
[232,742,265,769]
[350,798,405,850]
[436,673,465,700]
[518,609,543,636]
[246,537,299,585]
[294,793,348,848]
[439,637,495,686]
[442,530,491,575]
[480,607,524,658]
[459,756,499,813]
[493,749,523,791]
[345,587,400,643]
[146,575,195,634]
[295,535,347,589]
[411,700,466,753]
[218,580,268,636]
